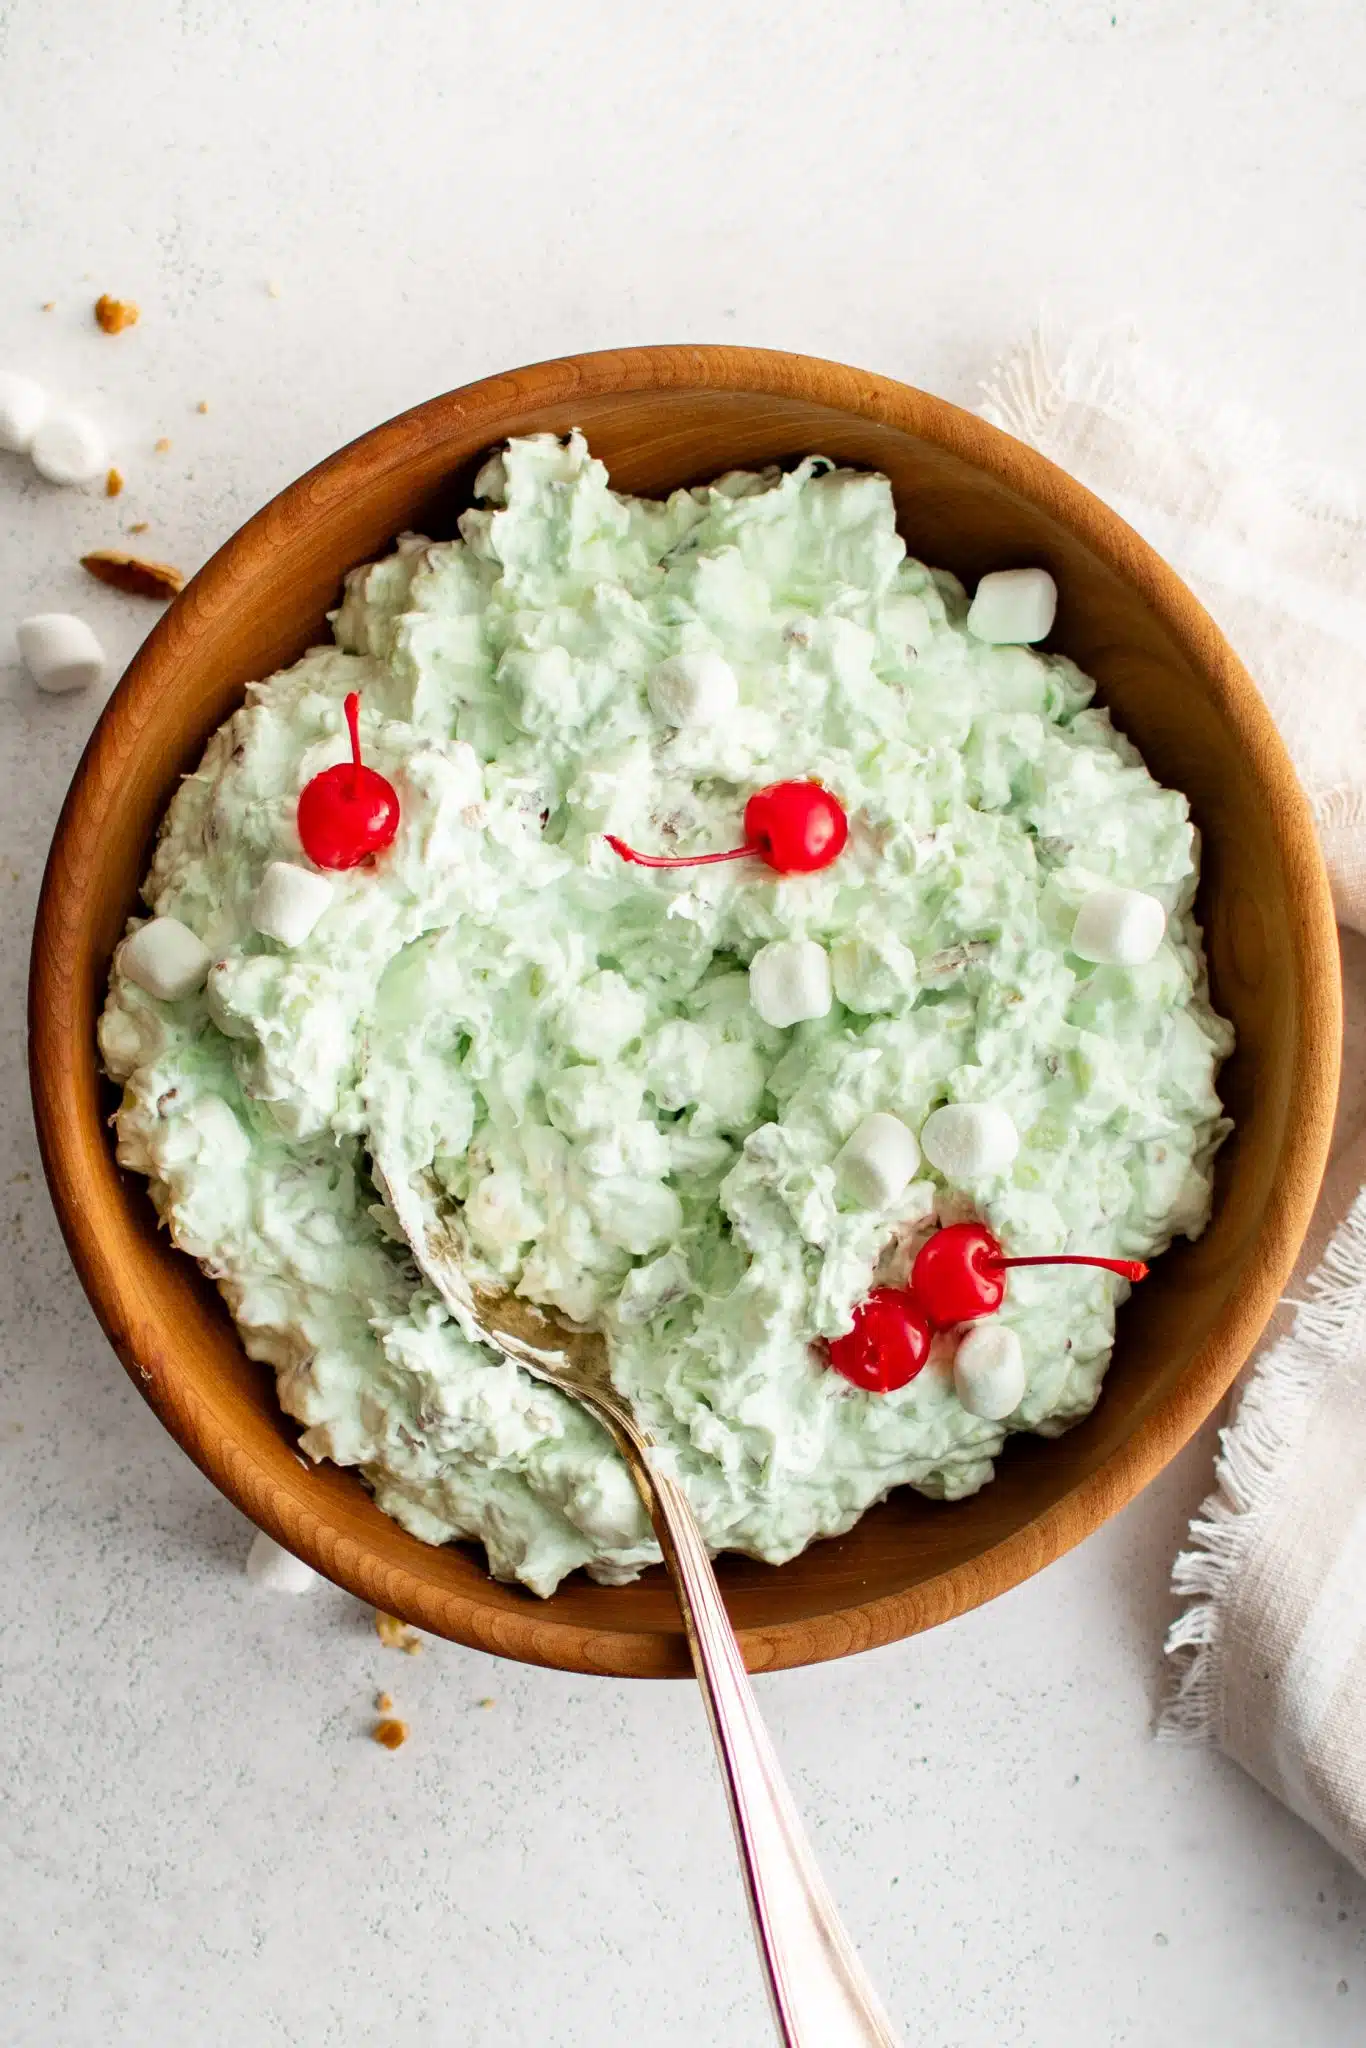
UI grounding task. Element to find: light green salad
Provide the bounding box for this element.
[100,432,1232,1595]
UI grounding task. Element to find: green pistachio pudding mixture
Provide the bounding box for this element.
[100,433,1232,1595]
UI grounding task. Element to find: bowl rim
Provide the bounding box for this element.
[30,343,1341,1676]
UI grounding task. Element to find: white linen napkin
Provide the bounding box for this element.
[979,325,1366,1876]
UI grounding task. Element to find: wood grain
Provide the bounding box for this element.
[28,345,1342,1678]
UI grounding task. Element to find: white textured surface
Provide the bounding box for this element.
[3,2,1366,2042]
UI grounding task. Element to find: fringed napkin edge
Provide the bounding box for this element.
[1158,1189,1366,1742]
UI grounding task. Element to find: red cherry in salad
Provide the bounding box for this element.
[606,780,848,876]
[745,781,849,873]
[911,1221,1148,1330]
[826,1288,932,1393]
[912,1224,1009,1326]
[296,691,400,871]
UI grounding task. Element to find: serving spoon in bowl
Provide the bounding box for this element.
[373,1146,903,2048]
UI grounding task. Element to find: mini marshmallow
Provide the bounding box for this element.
[251,860,334,947]
[966,567,1057,645]
[647,650,739,727]
[1070,885,1167,966]
[748,938,832,1028]
[953,1320,1026,1420]
[0,371,47,453]
[17,613,105,694]
[30,408,108,485]
[920,1101,1019,1182]
[836,1112,921,1209]
[119,917,212,1001]
[244,1528,320,1594]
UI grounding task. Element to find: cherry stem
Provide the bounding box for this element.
[994,1253,1148,1282]
[605,835,762,869]
[344,691,363,796]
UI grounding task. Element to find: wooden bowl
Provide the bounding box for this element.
[30,346,1340,1678]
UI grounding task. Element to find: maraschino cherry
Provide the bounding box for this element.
[911,1221,1148,1329]
[826,1288,932,1393]
[606,780,848,876]
[296,691,400,871]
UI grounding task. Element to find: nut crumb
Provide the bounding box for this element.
[154,436,172,453]
[105,467,124,498]
[196,400,210,414]
[94,293,139,334]
[80,549,184,600]
[374,1609,423,1655]
[371,1717,408,1751]
[128,520,150,535]
[375,1691,393,1712]
[478,1697,495,1710]
[41,299,55,312]
[266,279,283,299]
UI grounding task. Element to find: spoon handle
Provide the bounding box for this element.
[642,1455,905,2048]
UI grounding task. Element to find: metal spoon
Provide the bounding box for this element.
[373,1147,903,2048]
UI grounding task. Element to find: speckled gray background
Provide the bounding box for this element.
[3,2,1365,2042]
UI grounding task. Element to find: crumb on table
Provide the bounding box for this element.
[41,300,55,312]
[105,467,123,498]
[154,436,172,453]
[479,1697,496,1710]
[94,294,139,334]
[375,1691,393,1712]
[128,520,149,534]
[374,1610,423,1655]
[196,400,210,414]
[371,1717,409,1751]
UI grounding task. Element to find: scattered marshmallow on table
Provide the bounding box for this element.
[244,1528,320,1594]
[17,613,105,694]
[1070,884,1167,966]
[119,917,212,1001]
[836,1111,921,1209]
[966,567,1058,645]
[920,1102,1020,1182]
[953,1320,1026,1420]
[251,861,334,947]
[748,937,832,1028]
[647,650,739,726]
[0,371,46,453]
[30,408,108,485]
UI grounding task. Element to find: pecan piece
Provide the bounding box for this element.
[80,549,184,600]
